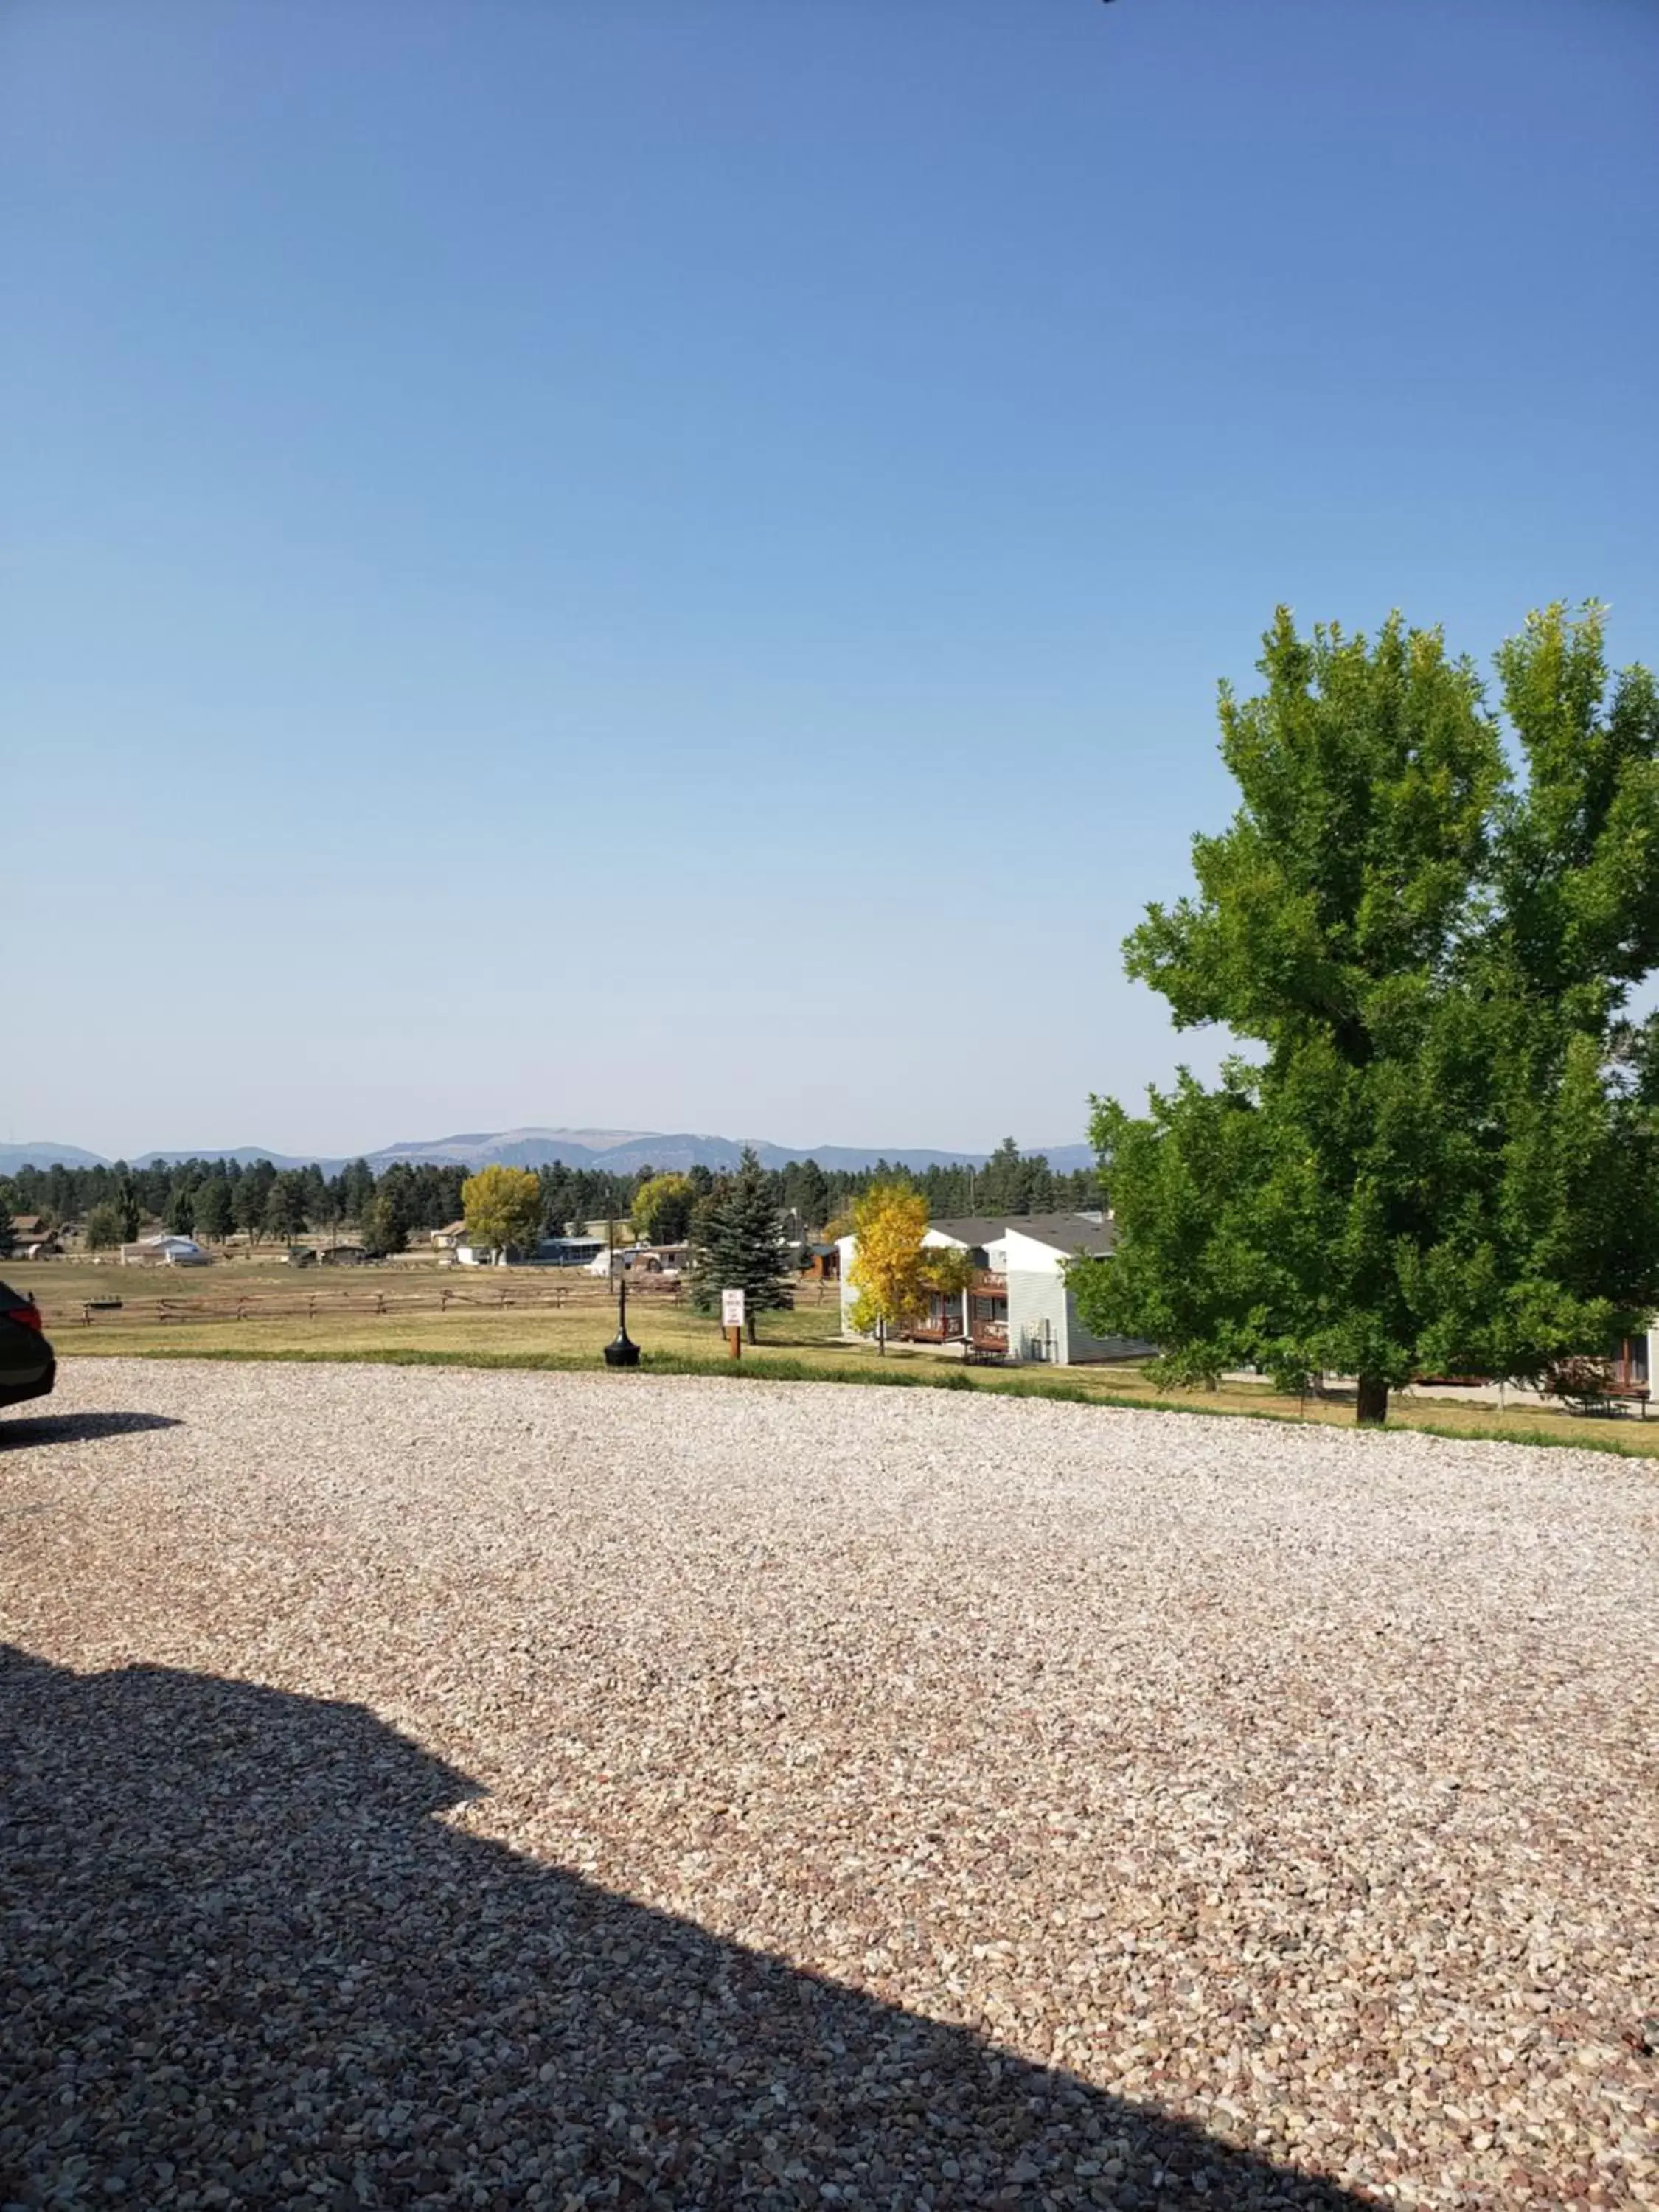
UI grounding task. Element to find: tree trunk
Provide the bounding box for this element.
[1355,1374,1389,1427]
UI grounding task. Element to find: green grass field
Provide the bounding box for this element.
[9,1254,1657,1458]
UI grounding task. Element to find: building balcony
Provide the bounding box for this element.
[902,1318,962,1344]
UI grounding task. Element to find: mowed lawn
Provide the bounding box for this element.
[8,1254,1658,1456]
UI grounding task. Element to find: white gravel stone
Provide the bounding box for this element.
[1,1360,1655,2210]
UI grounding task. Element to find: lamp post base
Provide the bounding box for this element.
[604,1256,640,1365]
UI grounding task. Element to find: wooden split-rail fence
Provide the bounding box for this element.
[45,1275,690,1330]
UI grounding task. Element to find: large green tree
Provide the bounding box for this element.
[688,1147,793,1342]
[1072,604,1659,1424]
[631,1172,695,1247]
[461,1165,543,1264]
[84,1203,124,1254]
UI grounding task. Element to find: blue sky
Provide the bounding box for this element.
[5,0,1656,1160]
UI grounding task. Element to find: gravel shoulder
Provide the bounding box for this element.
[3,1360,1656,2210]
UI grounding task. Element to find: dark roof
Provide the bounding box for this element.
[925,1212,1115,1255]
[1002,1213,1117,1258]
[924,1217,1009,1248]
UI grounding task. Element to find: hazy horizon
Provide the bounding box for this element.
[7,0,1655,1156]
[0,1119,1096,1170]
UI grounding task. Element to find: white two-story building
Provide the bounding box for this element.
[837,1211,1152,1366]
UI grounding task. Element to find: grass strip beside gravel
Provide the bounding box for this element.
[55,1338,1659,1456]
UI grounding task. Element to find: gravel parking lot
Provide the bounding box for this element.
[2,1361,1655,2211]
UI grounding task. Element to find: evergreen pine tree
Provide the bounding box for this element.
[976,1138,1025,1215]
[361,1166,419,1257]
[195,1178,233,1245]
[688,1147,793,1341]
[793,1159,830,1236]
[265,1172,310,1245]
[339,1159,376,1228]
[113,1169,142,1244]
[232,1175,266,1250]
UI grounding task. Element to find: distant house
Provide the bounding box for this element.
[318,1244,369,1267]
[120,1234,209,1267]
[579,1241,684,1278]
[597,1242,686,1278]
[533,1237,607,1268]
[430,1220,468,1250]
[9,1215,63,1259]
[1606,1326,1659,1402]
[630,1242,687,1276]
[453,1236,607,1268]
[837,1211,1152,1366]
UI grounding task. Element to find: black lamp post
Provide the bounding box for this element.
[602,1215,640,1366]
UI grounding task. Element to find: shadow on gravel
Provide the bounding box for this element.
[0,1410,182,1450]
[0,1647,1377,2211]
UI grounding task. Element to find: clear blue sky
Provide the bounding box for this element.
[5,0,1656,1160]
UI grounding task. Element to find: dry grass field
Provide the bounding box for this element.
[6,1254,1656,1456]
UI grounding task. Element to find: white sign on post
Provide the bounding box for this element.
[721,1288,746,1330]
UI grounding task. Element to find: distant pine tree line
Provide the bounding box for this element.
[0,1138,1098,1257]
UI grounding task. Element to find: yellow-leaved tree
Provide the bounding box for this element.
[631,1172,695,1246]
[847,1182,942,1354]
[461,1165,544,1266]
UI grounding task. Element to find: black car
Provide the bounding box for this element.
[0,1282,55,1408]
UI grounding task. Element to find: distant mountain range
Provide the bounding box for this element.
[0,1127,1096,1178]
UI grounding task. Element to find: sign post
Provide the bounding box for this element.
[721,1287,745,1359]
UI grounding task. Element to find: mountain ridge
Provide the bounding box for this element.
[1,1127,1095,1177]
